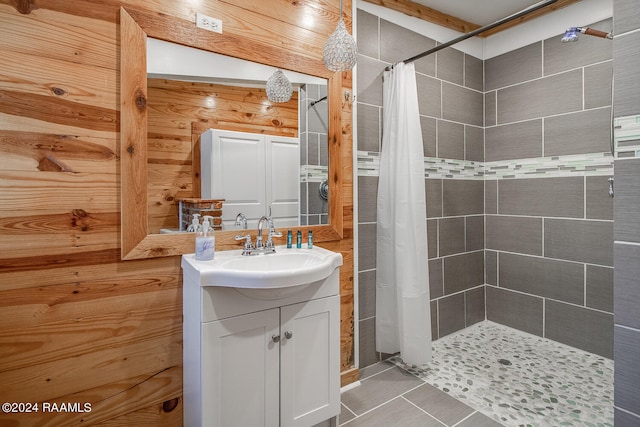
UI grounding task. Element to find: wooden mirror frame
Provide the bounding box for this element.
[120,7,345,260]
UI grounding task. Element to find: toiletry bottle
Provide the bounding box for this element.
[287,230,292,248]
[307,230,313,249]
[296,230,302,248]
[195,216,215,261]
[186,213,201,232]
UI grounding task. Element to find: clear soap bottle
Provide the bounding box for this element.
[195,216,215,261]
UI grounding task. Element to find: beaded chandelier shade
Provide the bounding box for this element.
[266,68,292,103]
[323,0,357,71]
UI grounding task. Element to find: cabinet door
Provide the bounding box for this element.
[203,309,280,427]
[280,296,340,427]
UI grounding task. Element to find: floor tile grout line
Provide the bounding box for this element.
[400,395,448,426]
[340,382,428,426]
[451,411,481,427]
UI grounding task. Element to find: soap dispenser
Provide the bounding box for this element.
[186,214,201,232]
[195,216,215,261]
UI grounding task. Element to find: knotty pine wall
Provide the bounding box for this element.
[147,78,299,233]
[0,1,354,425]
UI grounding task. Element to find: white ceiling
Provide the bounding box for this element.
[411,0,551,26]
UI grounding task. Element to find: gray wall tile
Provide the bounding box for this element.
[544,108,613,156]
[466,215,484,252]
[438,293,466,337]
[543,19,612,76]
[417,74,442,118]
[585,61,613,109]
[615,326,640,416]
[486,215,543,255]
[443,251,484,295]
[358,317,377,368]
[586,265,613,313]
[614,0,640,35]
[437,47,464,85]
[486,250,497,286]
[427,219,438,259]
[426,179,443,218]
[465,54,483,91]
[614,159,640,243]
[485,91,496,127]
[438,120,464,160]
[485,119,542,161]
[429,258,443,299]
[357,55,386,106]
[380,19,435,66]
[546,300,613,358]
[358,176,378,223]
[613,31,640,117]
[465,286,485,326]
[614,243,640,329]
[358,223,377,271]
[465,125,484,162]
[421,116,437,157]
[442,82,483,126]
[357,104,380,152]
[358,270,376,319]
[498,177,584,218]
[544,219,613,266]
[485,180,497,215]
[586,175,614,220]
[498,252,584,305]
[357,10,379,59]
[443,180,484,216]
[497,70,583,124]
[439,217,465,256]
[431,300,438,340]
[486,286,544,337]
[485,42,542,91]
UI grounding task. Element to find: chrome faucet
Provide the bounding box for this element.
[234,213,247,230]
[256,216,270,249]
[235,214,281,256]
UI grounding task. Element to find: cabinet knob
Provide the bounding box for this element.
[271,335,281,343]
[284,331,293,339]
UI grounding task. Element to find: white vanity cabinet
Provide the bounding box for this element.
[182,251,341,427]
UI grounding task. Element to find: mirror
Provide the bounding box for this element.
[120,7,344,260]
[145,38,330,233]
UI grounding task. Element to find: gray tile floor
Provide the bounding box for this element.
[339,321,613,427]
[340,361,504,427]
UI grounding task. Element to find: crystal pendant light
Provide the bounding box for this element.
[323,0,357,71]
[266,69,292,103]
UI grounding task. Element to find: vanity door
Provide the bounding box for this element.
[280,296,340,427]
[202,308,280,427]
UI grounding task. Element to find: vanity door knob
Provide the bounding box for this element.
[284,331,293,339]
[272,335,281,343]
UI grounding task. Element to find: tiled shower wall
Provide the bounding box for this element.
[612,0,640,424]
[356,9,615,368]
[356,10,487,367]
[484,20,614,359]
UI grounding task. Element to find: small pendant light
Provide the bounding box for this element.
[323,0,357,71]
[266,68,292,103]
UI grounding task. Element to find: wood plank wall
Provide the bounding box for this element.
[146,78,299,233]
[0,0,354,425]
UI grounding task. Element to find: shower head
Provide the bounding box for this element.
[561,26,613,43]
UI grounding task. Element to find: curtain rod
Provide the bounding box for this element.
[387,0,559,70]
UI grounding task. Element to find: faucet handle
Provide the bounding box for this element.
[235,234,253,248]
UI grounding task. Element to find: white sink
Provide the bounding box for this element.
[182,246,343,299]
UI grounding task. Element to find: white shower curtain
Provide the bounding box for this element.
[376,62,431,366]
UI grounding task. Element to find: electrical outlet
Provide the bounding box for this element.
[196,12,222,34]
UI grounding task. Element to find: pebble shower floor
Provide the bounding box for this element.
[389,321,614,427]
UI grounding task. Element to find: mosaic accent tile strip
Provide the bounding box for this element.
[614,114,640,158]
[300,164,327,182]
[357,151,614,180]
[389,321,614,427]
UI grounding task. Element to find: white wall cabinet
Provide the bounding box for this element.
[200,129,300,229]
[182,253,341,427]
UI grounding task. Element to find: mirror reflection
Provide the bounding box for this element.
[145,38,329,234]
